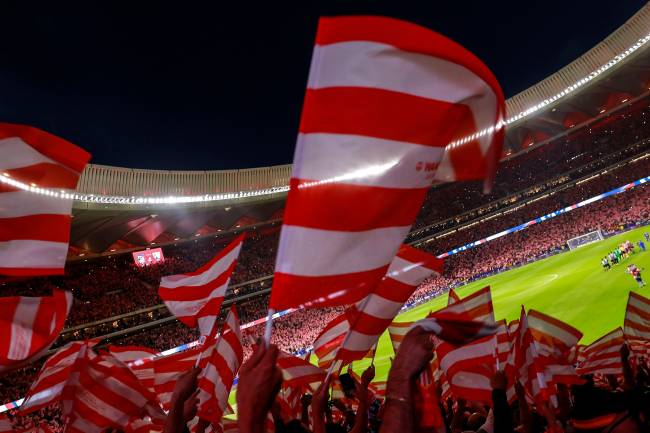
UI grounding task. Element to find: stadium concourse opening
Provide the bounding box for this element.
[5,4,650,433]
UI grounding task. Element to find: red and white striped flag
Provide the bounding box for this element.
[277,350,326,390]
[108,345,158,394]
[624,291,650,340]
[0,123,91,276]
[506,307,548,402]
[159,234,244,336]
[336,246,442,363]
[0,289,73,372]
[269,16,505,310]
[20,341,91,414]
[62,350,165,433]
[197,306,243,424]
[576,328,625,376]
[153,347,201,411]
[447,288,461,305]
[527,309,583,387]
[432,287,496,403]
[369,381,386,398]
[387,321,413,355]
[313,312,349,369]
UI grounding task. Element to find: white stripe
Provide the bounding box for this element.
[283,365,322,380]
[0,190,74,218]
[197,315,219,337]
[0,137,63,171]
[163,284,226,317]
[386,256,437,286]
[308,40,499,158]
[308,41,491,106]
[449,370,491,390]
[530,321,580,348]
[160,243,241,289]
[439,340,495,371]
[293,133,444,189]
[359,293,403,320]
[276,225,410,276]
[8,297,41,360]
[443,291,494,322]
[109,350,156,363]
[216,342,240,374]
[342,330,380,352]
[0,240,68,269]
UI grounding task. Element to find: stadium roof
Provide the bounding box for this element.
[65,3,650,257]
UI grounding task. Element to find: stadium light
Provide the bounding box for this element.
[2,31,649,206]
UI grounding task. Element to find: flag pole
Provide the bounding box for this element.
[264,309,276,348]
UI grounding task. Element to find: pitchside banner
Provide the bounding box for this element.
[132,248,165,266]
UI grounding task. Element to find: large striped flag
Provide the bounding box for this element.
[0,289,73,372]
[269,16,505,310]
[20,341,91,414]
[527,309,583,387]
[63,350,165,433]
[624,291,650,340]
[0,123,91,276]
[576,328,625,376]
[197,306,243,424]
[153,347,201,411]
[159,234,244,336]
[336,245,442,363]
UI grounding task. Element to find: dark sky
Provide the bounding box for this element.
[1,1,646,170]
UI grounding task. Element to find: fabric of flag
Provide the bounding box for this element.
[0,289,73,372]
[277,350,326,390]
[313,312,349,369]
[125,417,164,433]
[20,341,90,414]
[387,321,413,354]
[624,291,650,340]
[447,288,461,305]
[269,15,505,310]
[432,287,496,403]
[0,123,91,276]
[159,234,244,336]
[369,381,386,398]
[153,347,201,411]
[576,328,625,376]
[61,350,165,433]
[495,319,510,368]
[506,307,548,402]
[336,245,443,363]
[527,309,583,387]
[197,306,243,424]
[108,345,158,394]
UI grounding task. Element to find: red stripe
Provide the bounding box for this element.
[300,87,471,147]
[190,234,244,276]
[284,179,427,230]
[3,163,80,190]
[0,215,71,242]
[271,266,389,309]
[371,278,419,303]
[349,311,392,335]
[313,17,504,105]
[0,123,91,173]
[395,244,444,274]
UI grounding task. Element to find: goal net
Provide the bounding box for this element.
[567,230,604,250]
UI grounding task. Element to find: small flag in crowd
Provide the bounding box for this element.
[0,123,91,276]
[576,327,625,376]
[269,15,505,310]
[0,289,73,372]
[197,306,244,424]
[159,234,244,336]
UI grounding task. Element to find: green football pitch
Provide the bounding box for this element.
[339,225,650,386]
[229,225,650,409]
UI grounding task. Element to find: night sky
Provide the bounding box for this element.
[1,1,645,170]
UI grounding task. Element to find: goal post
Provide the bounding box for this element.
[567,230,604,250]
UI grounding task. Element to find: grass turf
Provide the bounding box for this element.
[229,225,650,409]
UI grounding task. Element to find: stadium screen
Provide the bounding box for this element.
[132,247,165,267]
